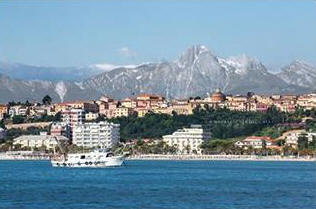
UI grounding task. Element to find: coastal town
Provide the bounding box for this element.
[0,89,316,160]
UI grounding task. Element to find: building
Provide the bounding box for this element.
[235,136,272,149]
[136,93,166,109]
[255,102,269,112]
[162,125,211,154]
[98,96,119,118]
[61,109,85,139]
[170,100,194,115]
[121,98,137,109]
[285,131,316,147]
[13,133,69,150]
[55,101,99,113]
[297,94,316,110]
[29,105,51,117]
[153,107,172,115]
[8,105,29,117]
[225,95,250,111]
[85,112,99,121]
[0,104,8,119]
[114,107,135,118]
[72,121,120,148]
[210,88,225,103]
[136,108,151,117]
[50,122,69,137]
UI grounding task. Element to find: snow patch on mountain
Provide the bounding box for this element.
[75,81,85,90]
[55,82,67,102]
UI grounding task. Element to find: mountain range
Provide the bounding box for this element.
[0,45,315,103]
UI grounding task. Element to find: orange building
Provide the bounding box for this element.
[136,93,166,109]
[0,104,8,119]
[211,88,225,102]
[54,101,99,113]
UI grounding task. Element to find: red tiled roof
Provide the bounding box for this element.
[244,136,273,141]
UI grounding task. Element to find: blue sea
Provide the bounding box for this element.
[0,160,315,209]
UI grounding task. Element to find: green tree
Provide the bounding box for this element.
[42,95,52,105]
[12,115,25,124]
[0,119,5,129]
[298,134,309,150]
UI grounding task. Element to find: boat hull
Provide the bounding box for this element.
[51,156,125,168]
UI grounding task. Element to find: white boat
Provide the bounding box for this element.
[51,149,126,168]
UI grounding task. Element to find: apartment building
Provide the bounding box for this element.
[72,121,120,148]
[61,109,85,139]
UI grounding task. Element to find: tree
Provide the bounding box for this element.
[42,95,52,105]
[12,115,25,124]
[25,100,32,106]
[0,120,5,129]
[297,134,309,150]
[185,145,191,154]
[309,136,316,150]
[96,115,107,122]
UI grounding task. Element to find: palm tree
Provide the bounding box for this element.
[185,145,191,154]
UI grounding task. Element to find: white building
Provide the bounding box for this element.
[13,133,69,150]
[85,112,99,121]
[72,121,120,148]
[162,125,211,154]
[9,105,29,117]
[285,131,316,147]
[235,136,270,149]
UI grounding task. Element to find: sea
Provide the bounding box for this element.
[0,160,315,209]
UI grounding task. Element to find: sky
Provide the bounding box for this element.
[0,0,316,70]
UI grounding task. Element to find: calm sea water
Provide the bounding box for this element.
[0,160,315,209]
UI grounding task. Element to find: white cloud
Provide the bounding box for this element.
[91,63,140,72]
[118,47,138,57]
[92,63,118,71]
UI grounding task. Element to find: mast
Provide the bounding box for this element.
[53,136,67,159]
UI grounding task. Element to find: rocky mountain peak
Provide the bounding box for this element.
[176,45,215,68]
[282,60,316,74]
[217,54,266,76]
[277,60,316,89]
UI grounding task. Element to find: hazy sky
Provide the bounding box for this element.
[0,0,315,69]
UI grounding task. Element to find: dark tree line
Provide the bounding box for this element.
[110,106,288,141]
